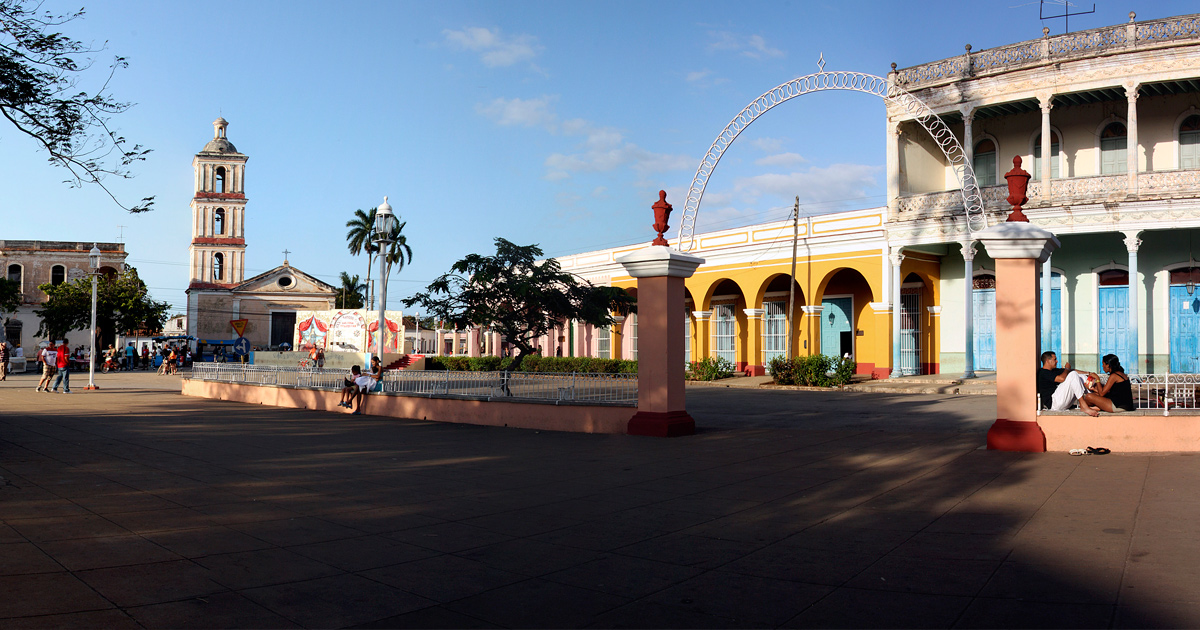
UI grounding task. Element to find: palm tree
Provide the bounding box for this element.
[335,272,366,309]
[381,220,413,282]
[345,207,378,308]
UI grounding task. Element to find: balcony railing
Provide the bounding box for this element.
[895,14,1200,90]
[894,170,1200,223]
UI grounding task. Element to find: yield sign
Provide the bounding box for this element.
[230,319,248,337]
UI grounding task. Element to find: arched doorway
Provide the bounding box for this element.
[973,273,996,370]
[1097,268,1129,366]
[899,272,924,376]
[818,269,873,368]
[706,279,746,369]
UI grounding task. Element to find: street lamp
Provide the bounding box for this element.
[373,196,397,360]
[86,243,100,390]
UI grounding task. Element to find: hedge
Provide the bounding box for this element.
[424,355,637,374]
[767,354,855,387]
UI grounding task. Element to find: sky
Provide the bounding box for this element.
[3,0,1196,315]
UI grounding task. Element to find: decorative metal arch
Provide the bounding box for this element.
[676,67,986,252]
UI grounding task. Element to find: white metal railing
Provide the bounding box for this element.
[188,363,637,406]
[1130,373,1200,416]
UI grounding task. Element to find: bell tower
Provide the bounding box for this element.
[189,117,248,288]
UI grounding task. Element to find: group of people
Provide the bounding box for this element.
[338,356,382,415]
[1037,352,1135,416]
[34,339,74,393]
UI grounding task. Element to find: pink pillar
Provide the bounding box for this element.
[468,328,481,358]
[616,246,704,437]
[977,222,1059,452]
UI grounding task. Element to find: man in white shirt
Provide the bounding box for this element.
[36,343,58,392]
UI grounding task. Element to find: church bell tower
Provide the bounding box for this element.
[188,117,248,288]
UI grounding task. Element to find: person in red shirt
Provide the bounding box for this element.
[51,339,71,393]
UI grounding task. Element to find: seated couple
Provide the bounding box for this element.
[338,357,383,415]
[1037,352,1135,416]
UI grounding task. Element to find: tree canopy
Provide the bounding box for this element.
[35,267,169,340]
[0,278,20,316]
[404,238,633,369]
[0,0,153,212]
[335,272,366,309]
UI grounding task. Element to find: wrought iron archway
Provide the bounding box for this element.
[676,63,986,252]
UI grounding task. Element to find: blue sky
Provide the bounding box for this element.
[3,0,1195,315]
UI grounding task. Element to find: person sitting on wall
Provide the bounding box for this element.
[1037,351,1075,410]
[351,357,383,415]
[338,365,362,408]
[1074,354,1136,417]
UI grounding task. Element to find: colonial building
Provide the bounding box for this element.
[2,241,127,350]
[531,12,1200,378]
[185,118,335,349]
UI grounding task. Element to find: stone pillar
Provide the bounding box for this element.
[890,249,904,378]
[1041,252,1052,355]
[961,107,975,167]
[468,328,481,358]
[1039,94,1053,193]
[977,222,1060,452]
[801,305,824,355]
[743,308,765,376]
[870,302,892,380]
[963,241,977,379]
[492,332,503,357]
[1124,231,1142,374]
[575,321,589,357]
[610,315,625,360]
[886,121,901,219]
[692,311,711,359]
[1126,81,1140,194]
[616,246,705,437]
[452,329,461,355]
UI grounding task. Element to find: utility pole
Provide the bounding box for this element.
[787,196,799,360]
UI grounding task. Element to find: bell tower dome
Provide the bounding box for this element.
[189,117,249,288]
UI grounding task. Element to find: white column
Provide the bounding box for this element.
[1124,231,1142,374]
[1041,252,1052,354]
[1039,94,1053,193]
[1126,82,1140,194]
[961,107,975,167]
[890,249,904,378]
[962,241,977,379]
[886,121,901,217]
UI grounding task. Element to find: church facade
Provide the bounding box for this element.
[185,118,335,350]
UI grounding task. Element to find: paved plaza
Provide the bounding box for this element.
[1,371,1199,628]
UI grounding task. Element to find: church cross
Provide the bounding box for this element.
[282,249,291,264]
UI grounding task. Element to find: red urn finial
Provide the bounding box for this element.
[651,190,672,246]
[1004,155,1032,222]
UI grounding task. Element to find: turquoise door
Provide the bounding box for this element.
[821,298,853,360]
[1098,285,1128,365]
[973,289,996,370]
[1170,286,1200,373]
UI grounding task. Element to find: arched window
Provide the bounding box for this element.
[1033,132,1061,179]
[215,166,226,193]
[50,265,65,285]
[1181,115,1200,170]
[7,264,21,288]
[1098,269,1128,286]
[214,208,225,235]
[213,253,225,281]
[973,139,997,186]
[1101,123,1128,175]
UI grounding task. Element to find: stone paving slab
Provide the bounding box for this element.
[1,371,1199,627]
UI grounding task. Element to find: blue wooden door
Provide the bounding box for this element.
[973,289,996,370]
[1098,285,1128,365]
[1170,286,1200,373]
[821,298,853,360]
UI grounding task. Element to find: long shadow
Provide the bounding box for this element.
[0,386,1177,628]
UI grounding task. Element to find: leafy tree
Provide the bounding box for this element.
[0,278,20,316]
[34,267,168,340]
[346,205,413,309]
[335,272,365,309]
[1,0,153,212]
[405,238,633,370]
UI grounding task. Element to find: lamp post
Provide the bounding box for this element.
[86,243,100,390]
[373,197,397,361]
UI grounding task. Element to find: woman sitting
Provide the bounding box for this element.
[338,365,363,408]
[1078,354,1136,417]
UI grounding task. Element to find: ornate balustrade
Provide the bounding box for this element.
[894,171,1200,223]
[895,14,1200,90]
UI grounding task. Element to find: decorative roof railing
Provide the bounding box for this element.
[894,14,1200,90]
[894,170,1200,223]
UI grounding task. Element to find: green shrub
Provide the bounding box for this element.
[688,356,734,381]
[768,354,855,387]
[767,355,796,385]
[418,354,635,373]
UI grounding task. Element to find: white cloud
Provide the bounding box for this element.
[748,137,785,153]
[544,120,693,180]
[754,152,807,167]
[686,69,712,82]
[443,27,542,67]
[734,163,882,205]
[707,32,784,59]
[476,96,558,130]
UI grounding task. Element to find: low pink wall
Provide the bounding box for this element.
[181,379,633,434]
[1040,413,1200,452]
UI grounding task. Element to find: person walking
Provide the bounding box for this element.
[124,342,136,371]
[51,339,71,393]
[0,340,8,381]
[36,343,57,392]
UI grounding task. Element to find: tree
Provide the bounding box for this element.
[381,218,413,288]
[335,272,366,309]
[1,1,153,212]
[0,278,20,316]
[34,267,168,340]
[405,238,633,370]
[345,207,379,308]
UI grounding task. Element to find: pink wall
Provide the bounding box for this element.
[1040,414,1200,452]
[182,379,633,434]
